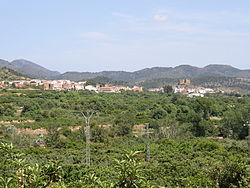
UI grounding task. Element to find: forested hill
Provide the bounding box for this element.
[1,58,250,82]
[0,67,29,80]
[56,64,250,82]
[0,59,60,79]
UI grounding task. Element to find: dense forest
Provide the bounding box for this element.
[0,90,250,187]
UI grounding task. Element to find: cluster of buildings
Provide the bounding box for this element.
[146,79,217,97]
[0,78,219,97]
[43,80,143,93]
[148,87,164,92]
[0,79,144,93]
[174,79,215,97]
[0,80,44,88]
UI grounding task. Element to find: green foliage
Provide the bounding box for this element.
[0,67,28,80]
[163,85,173,93]
[114,151,151,188]
[209,156,249,187]
[115,124,132,136]
[0,104,16,116]
[1,90,250,187]
[91,125,109,143]
[0,177,15,188]
[15,163,47,188]
[81,174,113,188]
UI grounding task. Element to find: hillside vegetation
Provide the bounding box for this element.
[56,64,250,82]
[0,90,250,187]
[2,58,250,81]
[0,67,28,80]
[0,59,60,79]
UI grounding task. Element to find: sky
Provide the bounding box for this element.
[0,0,250,73]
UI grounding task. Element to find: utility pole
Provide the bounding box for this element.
[81,111,94,167]
[243,121,250,158]
[145,123,153,162]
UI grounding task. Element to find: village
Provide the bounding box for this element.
[0,78,220,97]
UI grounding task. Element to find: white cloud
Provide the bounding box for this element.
[153,14,168,22]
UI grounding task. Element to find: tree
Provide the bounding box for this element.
[163,85,173,93]
[115,124,132,136]
[209,156,249,188]
[150,104,167,120]
[114,151,151,188]
[0,104,15,116]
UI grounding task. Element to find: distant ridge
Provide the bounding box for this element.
[0,58,250,81]
[55,64,250,82]
[0,59,60,79]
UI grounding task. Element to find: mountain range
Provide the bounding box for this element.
[56,64,250,82]
[0,59,60,79]
[0,59,250,82]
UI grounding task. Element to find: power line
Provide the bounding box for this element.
[81,110,94,167]
[243,121,250,158]
[145,123,153,162]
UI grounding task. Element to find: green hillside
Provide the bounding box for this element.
[0,59,60,79]
[56,64,250,82]
[0,67,29,80]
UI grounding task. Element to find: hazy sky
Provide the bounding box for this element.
[0,0,250,73]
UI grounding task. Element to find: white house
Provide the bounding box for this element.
[85,85,98,92]
[188,93,204,98]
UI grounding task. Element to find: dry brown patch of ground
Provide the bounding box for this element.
[0,120,35,124]
[210,117,222,120]
[133,124,146,136]
[16,128,48,135]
